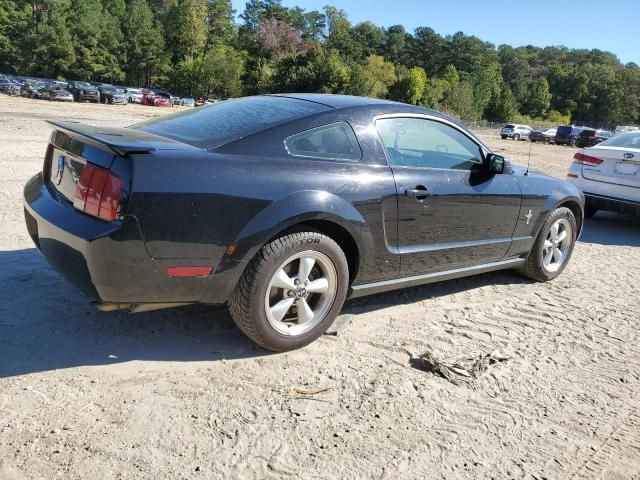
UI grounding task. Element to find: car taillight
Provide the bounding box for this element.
[73,164,122,221]
[573,152,603,166]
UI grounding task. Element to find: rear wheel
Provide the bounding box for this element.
[513,134,521,141]
[229,232,349,352]
[501,135,507,139]
[520,207,577,282]
[544,137,551,144]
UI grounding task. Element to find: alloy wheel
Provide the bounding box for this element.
[542,218,573,272]
[264,251,337,336]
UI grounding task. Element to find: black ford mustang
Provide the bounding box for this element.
[24,94,584,351]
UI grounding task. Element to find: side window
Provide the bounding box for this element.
[376,117,483,170]
[285,122,361,162]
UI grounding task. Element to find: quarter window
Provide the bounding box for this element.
[285,122,361,161]
[376,117,483,170]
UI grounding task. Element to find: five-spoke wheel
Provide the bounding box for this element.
[542,218,572,273]
[230,231,349,352]
[265,251,337,336]
[520,206,578,282]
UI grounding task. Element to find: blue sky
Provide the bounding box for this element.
[231,0,640,65]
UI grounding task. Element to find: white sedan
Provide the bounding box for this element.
[567,131,640,217]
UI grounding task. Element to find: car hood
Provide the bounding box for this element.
[510,162,552,179]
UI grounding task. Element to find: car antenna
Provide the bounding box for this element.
[525,139,533,176]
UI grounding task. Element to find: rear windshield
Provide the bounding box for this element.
[579,129,595,137]
[599,132,640,148]
[556,126,572,136]
[134,96,329,148]
[504,124,515,129]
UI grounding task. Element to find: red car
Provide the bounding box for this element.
[141,89,171,107]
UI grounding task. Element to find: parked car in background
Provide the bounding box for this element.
[39,85,74,102]
[124,88,142,104]
[555,125,587,146]
[97,85,127,104]
[575,128,613,148]
[20,81,46,99]
[567,131,640,217]
[66,81,100,103]
[140,89,171,107]
[529,128,557,144]
[500,124,532,141]
[23,94,584,352]
[180,97,195,107]
[0,79,21,95]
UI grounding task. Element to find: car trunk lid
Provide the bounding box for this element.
[44,120,198,216]
[580,147,640,188]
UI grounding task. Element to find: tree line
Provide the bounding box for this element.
[1,0,639,125]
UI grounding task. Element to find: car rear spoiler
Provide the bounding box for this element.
[46,120,190,156]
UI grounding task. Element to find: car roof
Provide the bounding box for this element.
[269,93,398,109]
[268,93,457,123]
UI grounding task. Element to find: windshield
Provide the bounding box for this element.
[134,96,329,148]
[74,82,93,88]
[599,132,640,149]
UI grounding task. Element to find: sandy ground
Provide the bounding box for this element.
[1,95,639,480]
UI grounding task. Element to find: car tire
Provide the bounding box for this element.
[513,134,520,141]
[519,207,577,282]
[584,205,598,218]
[501,135,507,140]
[544,137,550,145]
[229,231,349,352]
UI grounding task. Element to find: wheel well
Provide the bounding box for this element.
[558,200,584,235]
[274,220,360,284]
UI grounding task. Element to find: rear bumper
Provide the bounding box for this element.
[23,174,236,305]
[584,193,640,215]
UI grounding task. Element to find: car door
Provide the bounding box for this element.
[375,115,522,276]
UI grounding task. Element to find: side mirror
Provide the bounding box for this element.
[487,153,511,174]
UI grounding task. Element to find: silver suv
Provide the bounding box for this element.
[500,124,532,141]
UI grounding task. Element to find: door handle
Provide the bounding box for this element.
[405,186,431,200]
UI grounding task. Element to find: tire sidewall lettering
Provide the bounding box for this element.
[286,237,321,250]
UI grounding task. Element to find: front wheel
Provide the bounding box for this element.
[229,232,349,351]
[519,207,577,282]
[513,134,520,141]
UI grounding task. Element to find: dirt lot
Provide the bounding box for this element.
[1,95,639,480]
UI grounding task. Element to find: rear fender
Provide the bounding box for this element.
[221,190,373,279]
